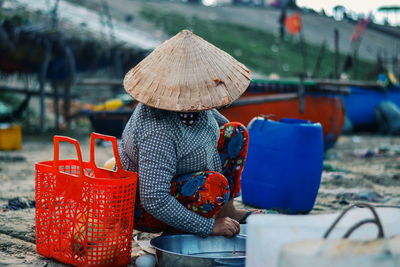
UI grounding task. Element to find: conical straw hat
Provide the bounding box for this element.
[123,30,251,111]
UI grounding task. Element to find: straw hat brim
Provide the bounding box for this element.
[123,30,251,112]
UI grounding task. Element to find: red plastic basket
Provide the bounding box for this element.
[35,133,137,267]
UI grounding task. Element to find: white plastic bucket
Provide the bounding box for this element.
[246,207,400,267]
[278,235,400,267]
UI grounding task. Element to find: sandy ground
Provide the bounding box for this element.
[0,133,399,266]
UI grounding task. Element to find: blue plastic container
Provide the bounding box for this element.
[241,117,323,214]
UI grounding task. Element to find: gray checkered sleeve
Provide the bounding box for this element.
[138,130,215,236]
[212,109,229,126]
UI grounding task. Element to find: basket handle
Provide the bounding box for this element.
[89,132,123,173]
[323,202,385,239]
[53,135,84,176]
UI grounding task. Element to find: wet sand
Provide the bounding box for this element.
[0,134,399,266]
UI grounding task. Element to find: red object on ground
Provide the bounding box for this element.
[285,13,302,35]
[35,133,137,267]
[220,93,345,148]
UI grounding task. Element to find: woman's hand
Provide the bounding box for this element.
[212,217,240,237]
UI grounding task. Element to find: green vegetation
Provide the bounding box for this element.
[140,5,376,80]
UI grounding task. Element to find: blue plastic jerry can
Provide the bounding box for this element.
[241,117,323,214]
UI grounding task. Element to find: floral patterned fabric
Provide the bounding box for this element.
[134,122,249,233]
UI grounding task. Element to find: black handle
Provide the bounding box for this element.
[323,202,385,239]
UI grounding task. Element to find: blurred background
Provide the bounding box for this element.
[0,0,399,135]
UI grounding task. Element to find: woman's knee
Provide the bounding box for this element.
[204,171,230,191]
[171,171,229,196]
[171,171,231,216]
[220,122,249,139]
[219,122,249,154]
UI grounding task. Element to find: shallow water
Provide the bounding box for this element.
[9,0,161,49]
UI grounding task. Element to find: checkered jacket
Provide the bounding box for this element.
[119,103,228,236]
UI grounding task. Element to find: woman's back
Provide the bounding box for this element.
[119,103,223,176]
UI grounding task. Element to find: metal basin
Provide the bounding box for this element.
[150,234,246,267]
[239,224,247,237]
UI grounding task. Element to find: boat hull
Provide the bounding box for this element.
[342,87,400,131]
[220,93,345,149]
[86,94,346,149]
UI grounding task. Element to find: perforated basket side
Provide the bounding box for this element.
[36,159,137,267]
